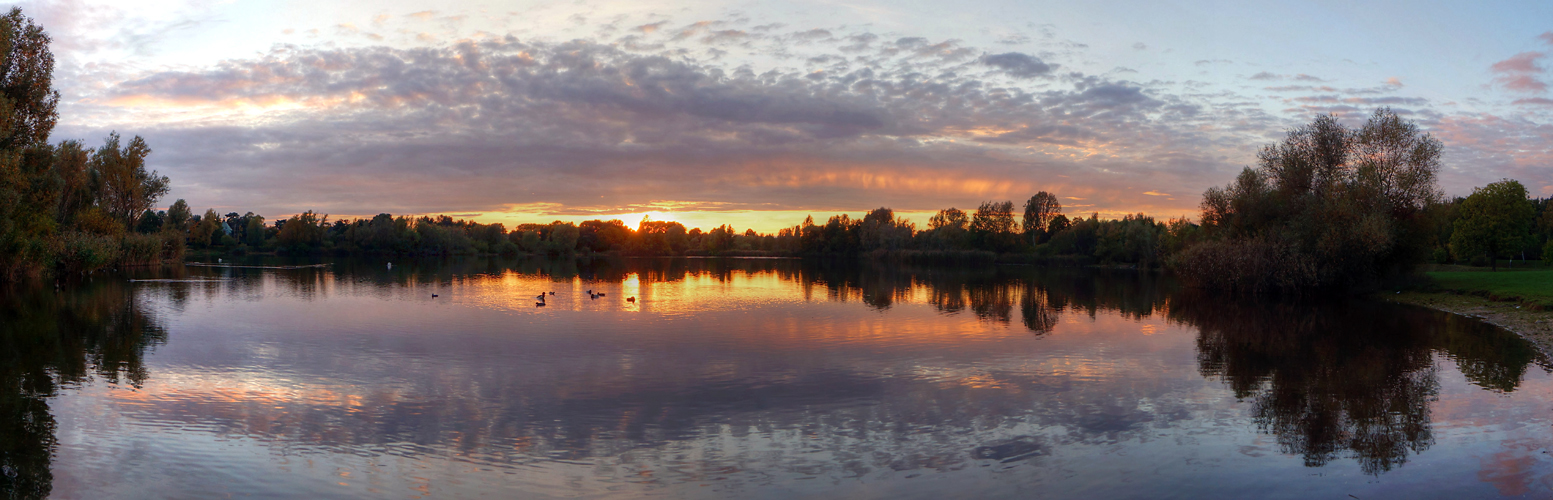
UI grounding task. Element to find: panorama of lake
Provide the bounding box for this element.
[5,257,1553,499]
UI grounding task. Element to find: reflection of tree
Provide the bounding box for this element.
[0,281,166,498]
[817,264,1176,336]
[1172,296,1542,475]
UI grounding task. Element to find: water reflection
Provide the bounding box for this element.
[0,280,165,498]
[5,257,1551,497]
[1176,296,1545,475]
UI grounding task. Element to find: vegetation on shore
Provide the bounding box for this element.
[0,9,180,281]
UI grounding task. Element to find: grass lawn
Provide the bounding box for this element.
[1426,265,1553,307]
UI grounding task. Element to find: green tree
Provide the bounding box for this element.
[0,7,58,151]
[1451,180,1534,270]
[0,8,60,279]
[243,215,266,246]
[165,199,191,230]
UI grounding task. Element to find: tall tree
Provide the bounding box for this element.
[1451,180,1534,270]
[91,132,166,227]
[0,7,58,150]
[1022,192,1062,243]
[0,8,60,278]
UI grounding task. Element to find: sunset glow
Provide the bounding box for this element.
[22,0,1553,227]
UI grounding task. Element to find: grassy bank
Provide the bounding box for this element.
[1423,265,1553,309]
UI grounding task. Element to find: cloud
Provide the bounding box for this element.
[54,15,1541,227]
[1541,31,1553,46]
[1250,72,1326,82]
[72,34,1250,222]
[1512,97,1553,106]
[981,52,1053,78]
[1490,51,1547,93]
[1132,42,1146,51]
[1291,95,1428,106]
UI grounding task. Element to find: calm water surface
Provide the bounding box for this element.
[4,257,1553,498]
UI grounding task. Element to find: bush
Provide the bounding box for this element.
[55,231,120,274]
[119,233,163,266]
[1173,238,1317,293]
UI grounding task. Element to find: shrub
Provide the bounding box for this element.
[1173,238,1318,293]
[119,232,163,266]
[55,231,120,274]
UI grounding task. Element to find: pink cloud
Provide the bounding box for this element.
[1513,97,1553,106]
[1540,31,1553,45]
[1491,52,1547,93]
[1491,51,1544,73]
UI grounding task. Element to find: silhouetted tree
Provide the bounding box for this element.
[1022,192,1062,244]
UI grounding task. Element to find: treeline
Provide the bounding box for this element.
[0,9,181,281]
[157,196,1202,265]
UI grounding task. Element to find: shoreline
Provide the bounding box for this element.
[1386,291,1553,354]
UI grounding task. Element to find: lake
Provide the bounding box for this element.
[3,257,1553,499]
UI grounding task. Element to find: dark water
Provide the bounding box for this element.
[3,257,1552,499]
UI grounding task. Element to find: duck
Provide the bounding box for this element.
[536,301,547,307]
[548,291,555,296]
[431,293,439,298]
[597,292,606,297]
[626,297,636,302]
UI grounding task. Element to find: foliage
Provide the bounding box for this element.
[91,132,165,227]
[1022,192,1061,244]
[0,8,172,279]
[1450,180,1534,270]
[1180,109,1443,291]
[971,200,1018,251]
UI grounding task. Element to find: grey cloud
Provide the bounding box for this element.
[981,52,1053,78]
[74,34,1249,220]
[1292,95,1428,106]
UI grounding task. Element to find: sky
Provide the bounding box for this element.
[15,0,1553,233]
